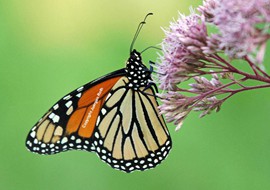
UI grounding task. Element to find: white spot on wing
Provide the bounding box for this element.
[101,108,106,115]
[49,113,55,119]
[161,147,165,152]
[63,95,71,100]
[65,100,72,108]
[52,115,60,123]
[77,86,84,92]
[30,131,36,138]
[61,137,68,144]
[33,139,38,144]
[53,104,59,110]
[96,116,100,125]
[66,106,73,115]
[95,132,99,138]
[105,93,111,101]
[102,155,107,160]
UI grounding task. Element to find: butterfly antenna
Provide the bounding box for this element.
[130,13,153,53]
[141,46,162,54]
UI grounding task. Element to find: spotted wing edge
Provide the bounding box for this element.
[25,68,126,155]
[89,81,172,173]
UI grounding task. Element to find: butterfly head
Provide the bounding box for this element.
[125,49,151,90]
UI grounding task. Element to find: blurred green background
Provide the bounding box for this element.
[1,0,270,190]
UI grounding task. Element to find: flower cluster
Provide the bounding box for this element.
[157,9,208,90]
[199,0,270,60]
[157,0,270,130]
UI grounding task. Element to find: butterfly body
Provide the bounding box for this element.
[26,26,172,173]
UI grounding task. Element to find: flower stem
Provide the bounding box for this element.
[211,54,240,72]
[221,83,270,103]
[211,54,270,83]
[188,80,238,107]
[244,56,270,78]
[225,83,270,94]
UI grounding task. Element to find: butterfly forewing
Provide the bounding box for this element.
[26,70,125,155]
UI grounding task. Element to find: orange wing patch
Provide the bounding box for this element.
[66,108,86,134]
[66,76,122,138]
[78,100,101,138]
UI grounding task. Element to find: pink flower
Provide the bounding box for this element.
[156,0,270,130]
[157,10,208,90]
[199,0,270,61]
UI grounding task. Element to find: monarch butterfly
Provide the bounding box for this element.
[25,13,172,173]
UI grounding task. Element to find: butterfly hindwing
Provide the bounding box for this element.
[26,69,126,155]
[90,77,172,172]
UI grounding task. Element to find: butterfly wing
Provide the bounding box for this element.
[26,69,126,155]
[91,77,172,172]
